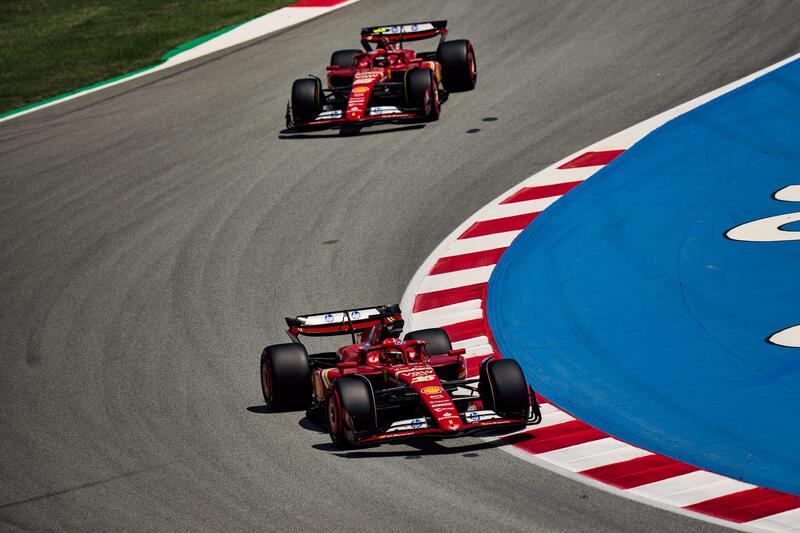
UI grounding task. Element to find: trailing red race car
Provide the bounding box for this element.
[284,20,476,133]
[259,305,541,448]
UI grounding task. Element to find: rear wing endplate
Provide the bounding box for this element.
[285,304,403,342]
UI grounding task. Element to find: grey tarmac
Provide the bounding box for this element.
[2,1,799,531]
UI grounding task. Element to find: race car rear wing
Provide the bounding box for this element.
[360,20,448,48]
[285,304,404,343]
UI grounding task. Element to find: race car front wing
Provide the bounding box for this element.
[353,383,543,445]
[286,104,427,131]
[356,407,540,445]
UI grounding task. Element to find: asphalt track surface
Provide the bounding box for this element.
[1,1,799,531]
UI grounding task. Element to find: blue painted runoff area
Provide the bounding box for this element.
[488,58,800,495]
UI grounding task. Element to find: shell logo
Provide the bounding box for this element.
[352,86,369,94]
[421,386,444,395]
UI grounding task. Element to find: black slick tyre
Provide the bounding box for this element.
[327,376,376,448]
[330,49,361,68]
[260,343,311,411]
[479,358,529,419]
[437,39,477,92]
[404,68,440,121]
[290,78,322,126]
[329,49,361,88]
[404,328,452,355]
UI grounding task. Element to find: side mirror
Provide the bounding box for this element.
[337,361,358,369]
[447,348,466,357]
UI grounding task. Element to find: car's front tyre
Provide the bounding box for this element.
[290,77,322,127]
[327,376,377,448]
[479,358,530,419]
[405,68,440,121]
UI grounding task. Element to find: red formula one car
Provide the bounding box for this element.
[284,21,476,133]
[259,305,541,448]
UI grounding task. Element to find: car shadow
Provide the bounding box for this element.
[246,405,328,436]
[246,404,306,415]
[278,123,425,139]
[314,430,535,458]
[298,416,326,434]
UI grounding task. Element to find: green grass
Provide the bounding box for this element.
[0,0,296,114]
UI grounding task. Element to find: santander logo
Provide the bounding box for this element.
[725,185,800,347]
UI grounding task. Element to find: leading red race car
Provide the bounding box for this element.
[284,21,476,133]
[259,305,541,448]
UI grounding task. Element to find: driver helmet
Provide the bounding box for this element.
[380,348,404,365]
[373,52,389,67]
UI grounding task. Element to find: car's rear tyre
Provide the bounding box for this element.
[479,358,530,419]
[329,49,361,88]
[404,68,440,121]
[404,328,452,356]
[260,343,311,411]
[290,78,322,126]
[327,376,376,448]
[330,49,362,68]
[437,39,476,92]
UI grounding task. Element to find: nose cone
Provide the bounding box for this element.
[394,368,464,431]
[419,385,463,431]
[346,84,371,121]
